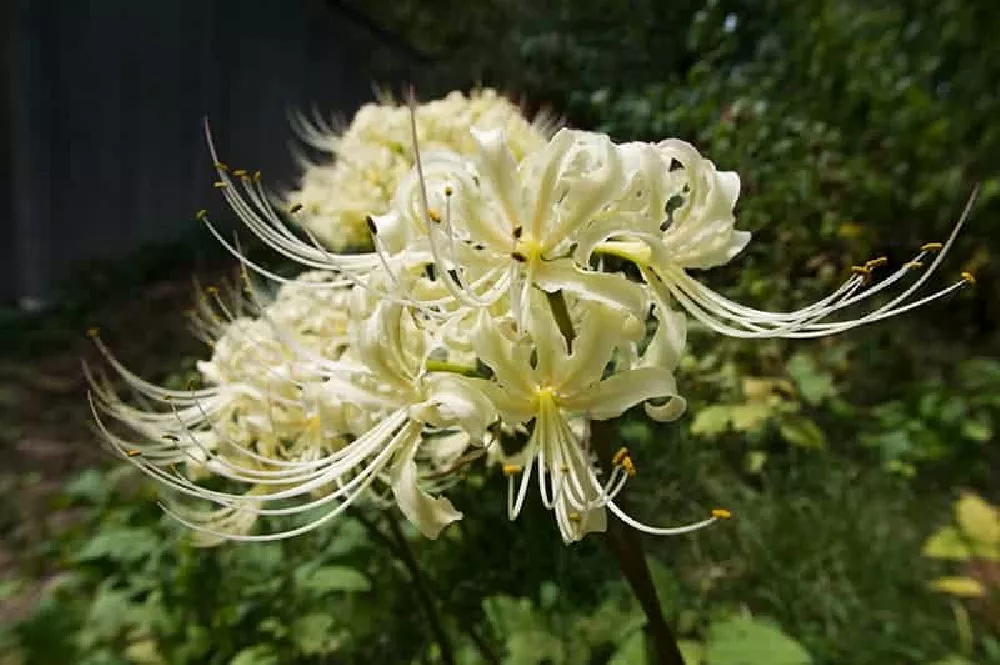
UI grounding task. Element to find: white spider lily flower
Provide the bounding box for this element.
[89,294,497,542]
[581,139,977,340]
[382,126,649,325]
[470,294,717,543]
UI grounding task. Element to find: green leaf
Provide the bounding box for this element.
[929,576,987,598]
[786,354,835,406]
[923,526,972,560]
[291,613,340,656]
[230,645,280,665]
[956,492,1000,548]
[608,630,644,665]
[691,406,733,437]
[64,469,111,504]
[778,415,827,449]
[730,404,772,431]
[929,656,977,665]
[483,595,565,665]
[295,565,371,594]
[706,615,812,665]
[74,528,161,564]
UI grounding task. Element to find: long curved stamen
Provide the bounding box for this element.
[607,501,723,536]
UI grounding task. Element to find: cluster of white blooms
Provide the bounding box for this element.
[286,89,556,252]
[88,91,975,545]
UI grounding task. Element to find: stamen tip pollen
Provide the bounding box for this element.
[921,242,944,252]
[961,271,976,285]
[502,464,522,476]
[711,508,732,520]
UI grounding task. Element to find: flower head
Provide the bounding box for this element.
[89,90,976,545]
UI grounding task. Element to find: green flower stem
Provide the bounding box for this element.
[592,418,687,665]
[384,511,458,665]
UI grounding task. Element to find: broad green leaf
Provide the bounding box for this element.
[296,565,371,594]
[778,415,827,449]
[929,576,987,598]
[706,615,812,665]
[923,526,972,560]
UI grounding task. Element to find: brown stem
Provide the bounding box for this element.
[592,419,686,665]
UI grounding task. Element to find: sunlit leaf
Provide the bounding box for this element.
[929,576,987,598]
[923,526,972,560]
[956,492,1000,549]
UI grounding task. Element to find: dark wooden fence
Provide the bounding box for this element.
[2,0,419,305]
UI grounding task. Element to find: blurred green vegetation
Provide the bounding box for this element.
[3,0,999,663]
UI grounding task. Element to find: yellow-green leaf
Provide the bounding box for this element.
[956,492,1000,547]
[929,576,987,598]
[923,526,973,561]
[778,415,827,449]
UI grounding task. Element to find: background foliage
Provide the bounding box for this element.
[2,0,998,663]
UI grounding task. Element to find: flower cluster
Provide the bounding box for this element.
[88,92,974,544]
[286,89,556,252]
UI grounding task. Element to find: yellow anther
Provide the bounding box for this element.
[612,446,629,466]
[711,508,732,520]
[213,181,227,188]
[903,261,923,270]
[205,285,219,294]
[196,209,207,220]
[850,265,871,277]
[620,457,636,477]
[289,203,303,213]
[86,327,99,338]
[214,161,228,171]
[502,464,522,476]
[921,242,944,252]
[428,209,442,223]
[232,169,247,177]
[961,271,976,284]
[126,449,142,457]
[253,170,261,181]
[568,512,581,522]
[865,256,888,268]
